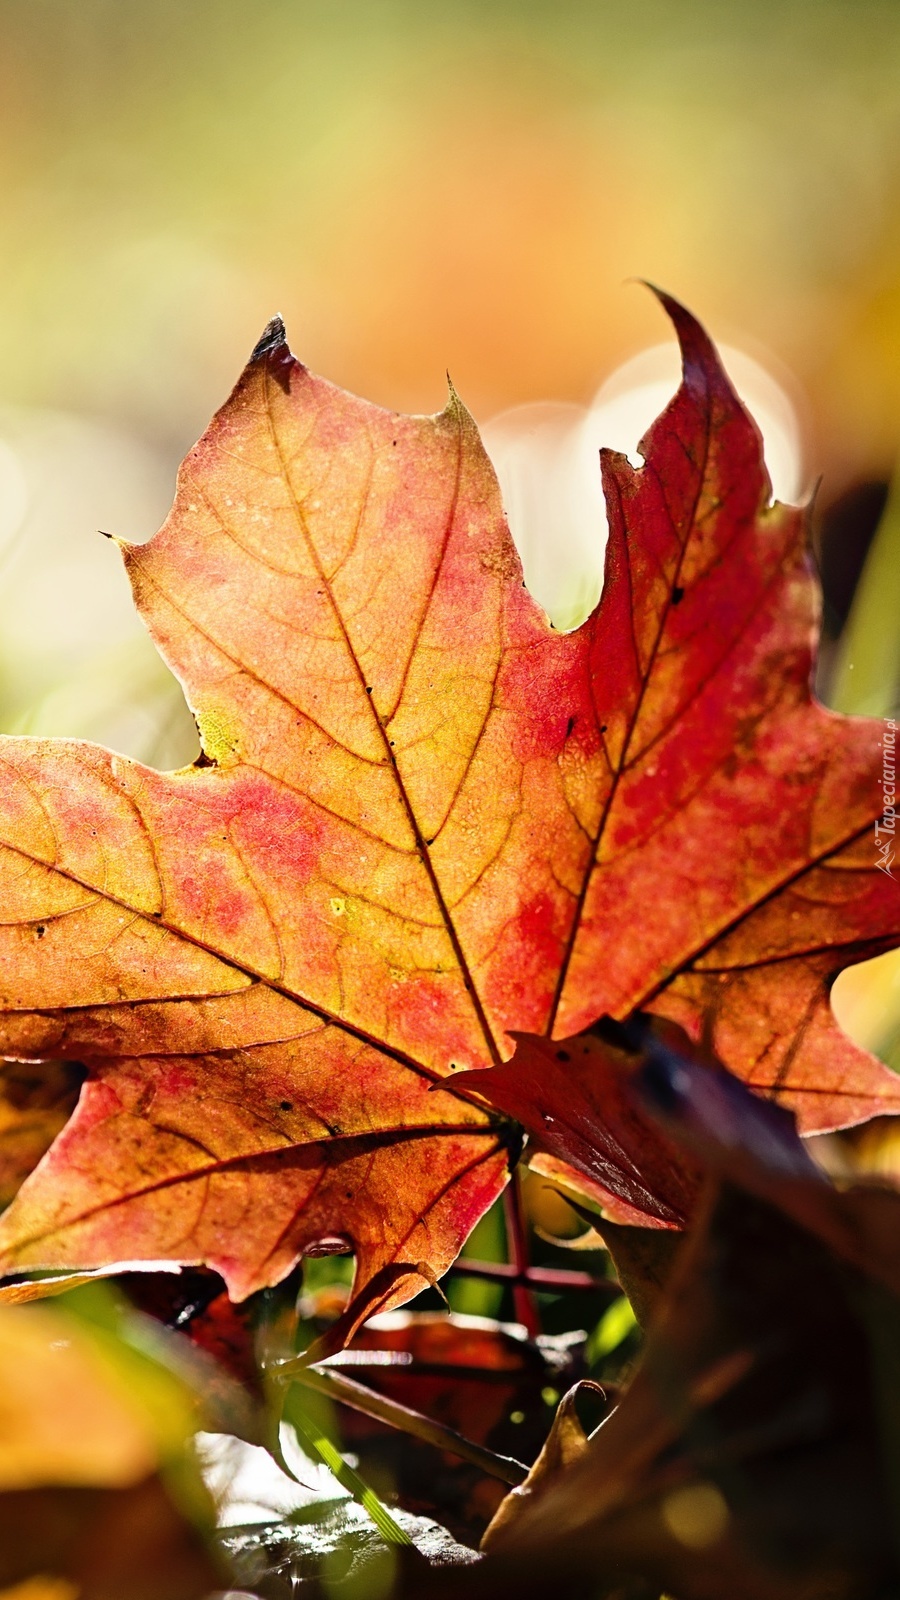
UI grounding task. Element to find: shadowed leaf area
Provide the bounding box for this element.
[325,1311,587,1543]
[126,1270,589,1546]
[388,1053,900,1600]
[0,1059,84,1210]
[0,291,897,1349]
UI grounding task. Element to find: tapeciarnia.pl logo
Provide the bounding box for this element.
[876,718,897,878]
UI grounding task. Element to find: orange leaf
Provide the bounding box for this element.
[0,295,896,1311]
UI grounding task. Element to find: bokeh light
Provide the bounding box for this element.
[484,339,804,630]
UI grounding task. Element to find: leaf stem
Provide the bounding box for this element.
[502,1173,542,1336]
[278,1361,528,1487]
[448,1259,617,1295]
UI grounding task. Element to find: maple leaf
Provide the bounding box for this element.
[0,294,896,1321]
[551,294,900,1133]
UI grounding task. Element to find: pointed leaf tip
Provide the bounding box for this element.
[250,314,287,364]
[645,285,728,394]
[442,372,476,432]
[100,528,130,553]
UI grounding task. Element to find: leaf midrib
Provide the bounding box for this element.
[262,363,503,1066]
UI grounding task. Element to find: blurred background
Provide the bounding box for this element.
[0,0,898,1058]
[2,12,900,1579]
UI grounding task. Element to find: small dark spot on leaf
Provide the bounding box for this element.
[672,585,685,605]
[600,724,607,734]
[280,1100,292,1111]
[565,716,575,738]
[556,1049,570,1062]
[366,686,373,694]
[194,750,216,769]
[35,925,45,939]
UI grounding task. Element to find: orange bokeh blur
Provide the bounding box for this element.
[0,1,896,489]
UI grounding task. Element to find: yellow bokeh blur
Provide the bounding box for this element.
[0,1582,80,1600]
[1,3,899,472]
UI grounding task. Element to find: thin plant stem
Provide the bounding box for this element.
[503,1173,542,1337]
[448,1259,616,1296]
[276,1360,528,1487]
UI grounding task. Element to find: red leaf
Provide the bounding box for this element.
[466,1027,701,1228]
[548,293,900,1129]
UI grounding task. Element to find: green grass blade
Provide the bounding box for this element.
[829,469,900,717]
[283,1385,413,1548]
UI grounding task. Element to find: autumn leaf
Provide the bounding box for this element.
[0,313,539,1325]
[0,294,896,1321]
[636,1027,900,1298]
[491,1012,900,1299]
[480,1379,600,1551]
[0,1293,222,1597]
[559,294,900,1131]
